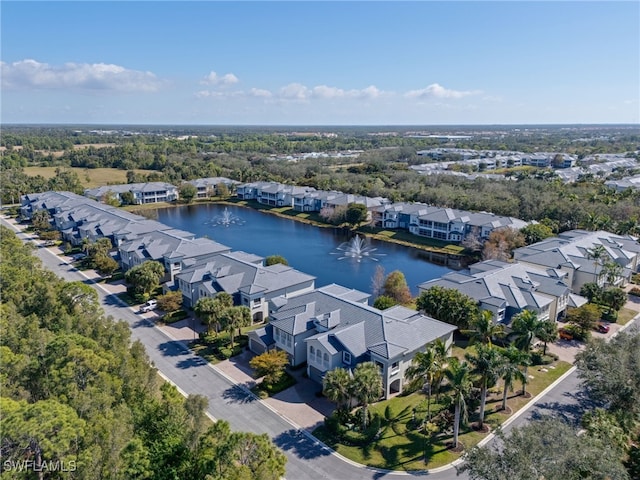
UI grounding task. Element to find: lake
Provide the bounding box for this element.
[153,203,453,297]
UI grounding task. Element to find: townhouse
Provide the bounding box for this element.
[371,202,530,243]
[118,229,231,284]
[248,284,457,399]
[175,252,316,322]
[418,259,586,326]
[513,230,640,293]
[236,181,316,207]
[84,182,179,204]
[186,177,240,198]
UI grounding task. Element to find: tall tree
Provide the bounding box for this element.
[586,244,608,284]
[322,367,353,412]
[575,331,640,419]
[221,305,251,348]
[466,345,503,429]
[382,270,412,305]
[405,344,444,422]
[468,310,504,347]
[458,417,629,480]
[535,319,558,355]
[124,260,165,298]
[351,362,383,430]
[510,310,541,394]
[178,183,197,203]
[445,358,472,450]
[371,265,386,298]
[417,285,480,330]
[345,203,368,228]
[498,345,527,411]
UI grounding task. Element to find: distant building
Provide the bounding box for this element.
[84,182,179,204]
[513,230,640,293]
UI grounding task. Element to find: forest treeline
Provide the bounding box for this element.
[0,226,286,479]
[1,127,639,235]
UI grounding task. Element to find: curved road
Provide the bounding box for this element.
[5,217,634,480]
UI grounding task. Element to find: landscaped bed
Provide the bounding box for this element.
[313,359,572,471]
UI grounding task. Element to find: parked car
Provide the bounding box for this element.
[559,329,574,341]
[140,299,158,313]
[595,322,610,334]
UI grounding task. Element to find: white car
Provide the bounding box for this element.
[140,300,158,313]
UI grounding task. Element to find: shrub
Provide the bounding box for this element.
[629,287,640,297]
[531,350,559,365]
[341,414,382,446]
[162,310,189,324]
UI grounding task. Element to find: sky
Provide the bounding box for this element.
[1,1,639,125]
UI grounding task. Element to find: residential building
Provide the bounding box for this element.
[418,260,586,325]
[513,230,640,293]
[408,207,529,243]
[248,284,457,399]
[187,177,240,198]
[84,182,179,204]
[176,251,316,322]
[118,229,231,284]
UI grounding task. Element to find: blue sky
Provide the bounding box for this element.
[2,1,638,125]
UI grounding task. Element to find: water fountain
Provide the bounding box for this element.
[332,235,385,263]
[206,207,245,227]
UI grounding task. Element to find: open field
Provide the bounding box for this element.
[1,143,117,158]
[23,166,157,188]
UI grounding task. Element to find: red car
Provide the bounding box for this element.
[559,329,574,340]
[596,322,610,334]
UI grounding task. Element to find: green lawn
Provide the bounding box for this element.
[314,359,572,471]
[617,307,638,325]
[23,166,156,188]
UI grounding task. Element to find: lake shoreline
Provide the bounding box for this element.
[128,197,472,270]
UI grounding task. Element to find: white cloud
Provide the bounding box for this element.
[353,85,383,99]
[405,83,480,99]
[1,59,162,92]
[200,71,239,86]
[248,88,273,98]
[279,83,310,100]
[312,85,346,99]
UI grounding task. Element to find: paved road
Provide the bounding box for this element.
[5,218,634,480]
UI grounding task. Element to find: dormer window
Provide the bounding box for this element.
[342,351,352,365]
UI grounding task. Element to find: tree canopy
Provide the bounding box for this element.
[0,226,287,479]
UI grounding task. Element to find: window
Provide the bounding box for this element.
[309,345,315,356]
[316,349,322,363]
[323,353,329,368]
[342,351,352,365]
[391,361,399,374]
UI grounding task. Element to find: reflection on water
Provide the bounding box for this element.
[155,204,455,296]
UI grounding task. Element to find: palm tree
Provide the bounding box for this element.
[322,367,353,412]
[405,345,442,422]
[221,306,251,349]
[465,345,503,429]
[536,319,558,355]
[351,362,383,430]
[586,244,607,284]
[602,260,623,287]
[444,358,472,450]
[430,338,450,403]
[468,310,505,348]
[511,310,541,352]
[499,345,527,411]
[510,309,542,394]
